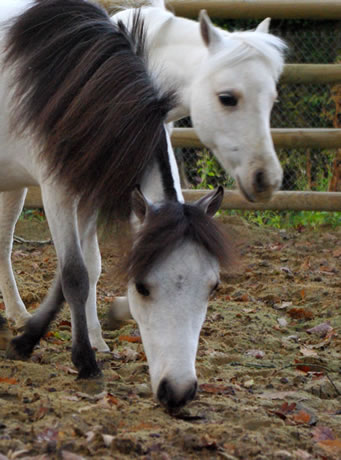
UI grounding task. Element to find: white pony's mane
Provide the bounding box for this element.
[212,30,286,81]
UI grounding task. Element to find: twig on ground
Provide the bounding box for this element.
[13,235,52,245]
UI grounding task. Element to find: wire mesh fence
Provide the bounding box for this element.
[176,19,341,192]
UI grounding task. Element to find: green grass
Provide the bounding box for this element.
[20,208,46,222]
[224,209,341,229]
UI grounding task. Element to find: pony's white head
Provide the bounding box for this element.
[127,187,230,412]
[190,12,286,202]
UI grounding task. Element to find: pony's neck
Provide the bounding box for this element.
[140,127,184,204]
[114,8,206,122]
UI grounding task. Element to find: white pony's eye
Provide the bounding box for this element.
[135,282,150,297]
[210,281,220,296]
[218,92,238,107]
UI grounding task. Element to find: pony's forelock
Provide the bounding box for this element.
[209,30,286,81]
[127,200,235,282]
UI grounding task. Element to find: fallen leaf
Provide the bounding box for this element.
[292,409,313,425]
[270,402,316,425]
[317,439,341,456]
[306,322,333,338]
[36,428,60,443]
[34,405,49,421]
[312,426,336,442]
[102,434,115,447]
[245,349,265,359]
[332,247,341,257]
[287,308,314,320]
[277,317,288,327]
[280,266,294,277]
[199,383,235,395]
[62,451,86,460]
[273,301,292,310]
[243,379,254,388]
[233,293,249,302]
[299,346,318,358]
[292,449,313,460]
[55,363,78,375]
[0,377,17,384]
[118,335,142,343]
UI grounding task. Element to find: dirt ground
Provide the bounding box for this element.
[0,215,340,460]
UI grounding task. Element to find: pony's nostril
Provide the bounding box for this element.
[253,169,267,193]
[184,380,197,403]
[157,378,198,412]
[157,378,173,406]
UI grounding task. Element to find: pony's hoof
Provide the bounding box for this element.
[77,364,102,380]
[6,335,34,360]
[88,329,110,353]
[8,311,31,331]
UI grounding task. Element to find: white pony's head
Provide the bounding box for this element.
[127,187,231,413]
[190,12,286,202]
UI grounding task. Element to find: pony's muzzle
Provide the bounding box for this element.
[238,166,282,202]
[157,377,197,413]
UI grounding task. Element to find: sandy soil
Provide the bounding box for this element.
[0,216,340,460]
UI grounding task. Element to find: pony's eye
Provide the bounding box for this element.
[135,282,150,297]
[218,93,238,107]
[210,282,220,295]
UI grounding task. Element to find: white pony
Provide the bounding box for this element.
[113,0,286,202]
[0,0,234,412]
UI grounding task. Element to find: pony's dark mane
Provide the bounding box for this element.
[5,0,175,220]
[127,201,234,281]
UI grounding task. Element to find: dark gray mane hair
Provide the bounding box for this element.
[5,0,175,220]
[127,200,235,281]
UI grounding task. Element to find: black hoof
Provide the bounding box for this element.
[6,334,35,360]
[72,346,102,379]
[77,363,102,380]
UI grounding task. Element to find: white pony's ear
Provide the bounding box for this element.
[256,17,271,33]
[199,10,222,50]
[149,0,165,9]
[194,186,224,217]
[131,186,153,222]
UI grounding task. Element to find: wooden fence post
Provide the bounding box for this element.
[329,79,341,191]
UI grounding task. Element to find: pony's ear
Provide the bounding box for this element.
[199,10,222,50]
[149,0,166,9]
[131,186,153,222]
[256,17,271,33]
[194,186,224,217]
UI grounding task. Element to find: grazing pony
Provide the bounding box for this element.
[0,0,232,411]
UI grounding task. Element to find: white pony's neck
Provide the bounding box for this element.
[113,7,207,121]
[140,127,184,205]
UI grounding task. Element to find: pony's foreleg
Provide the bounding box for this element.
[8,186,101,379]
[78,211,109,352]
[0,189,31,328]
[7,273,64,358]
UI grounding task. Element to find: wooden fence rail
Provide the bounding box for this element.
[168,0,341,20]
[172,128,341,149]
[282,64,341,84]
[25,187,341,211]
